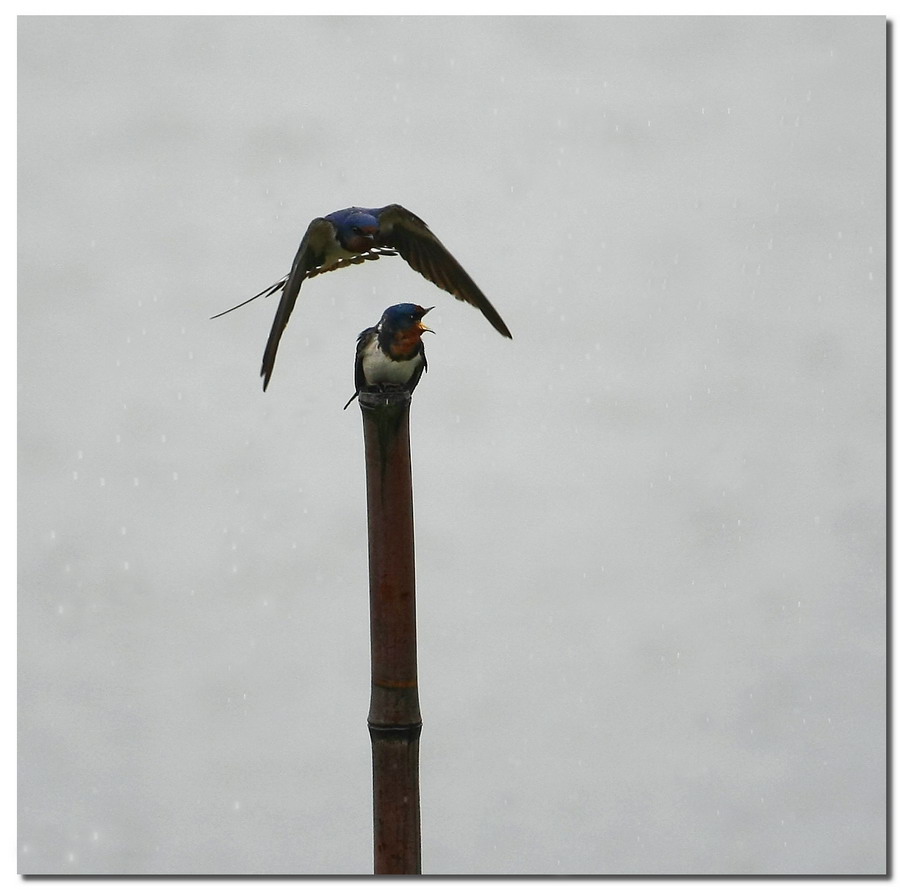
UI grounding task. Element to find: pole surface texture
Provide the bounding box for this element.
[360,390,422,875]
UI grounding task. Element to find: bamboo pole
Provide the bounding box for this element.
[359,390,422,875]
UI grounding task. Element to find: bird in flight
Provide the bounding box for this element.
[343,303,433,409]
[212,204,511,390]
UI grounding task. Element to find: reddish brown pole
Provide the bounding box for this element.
[359,390,422,875]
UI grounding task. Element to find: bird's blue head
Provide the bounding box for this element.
[380,303,433,332]
[378,304,433,357]
[331,207,381,253]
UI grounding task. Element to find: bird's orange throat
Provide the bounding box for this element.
[390,327,425,359]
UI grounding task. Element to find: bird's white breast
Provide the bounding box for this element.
[360,335,422,386]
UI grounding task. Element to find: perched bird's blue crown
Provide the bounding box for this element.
[380,303,429,329]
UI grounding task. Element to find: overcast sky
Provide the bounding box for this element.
[18,15,885,875]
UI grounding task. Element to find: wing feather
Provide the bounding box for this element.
[260,217,335,390]
[377,205,512,339]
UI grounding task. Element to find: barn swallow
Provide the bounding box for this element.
[343,304,433,409]
[211,204,511,390]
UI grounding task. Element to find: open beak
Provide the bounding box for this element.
[418,306,435,334]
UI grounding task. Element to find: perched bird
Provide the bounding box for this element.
[211,204,511,390]
[343,304,433,410]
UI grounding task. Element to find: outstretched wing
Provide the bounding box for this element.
[375,204,512,339]
[260,217,336,390]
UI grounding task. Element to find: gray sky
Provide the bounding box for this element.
[18,16,885,875]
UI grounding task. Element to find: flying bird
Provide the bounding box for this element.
[343,304,433,409]
[212,204,511,390]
